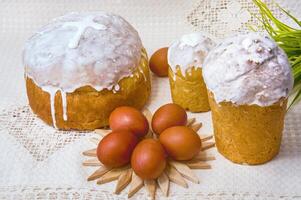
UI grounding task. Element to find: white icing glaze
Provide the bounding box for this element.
[203,32,293,106]
[23,12,143,128]
[62,15,107,48]
[114,84,120,92]
[138,65,147,81]
[168,32,215,74]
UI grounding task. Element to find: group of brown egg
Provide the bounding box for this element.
[97,103,202,180]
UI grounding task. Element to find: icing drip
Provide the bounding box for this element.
[173,73,176,81]
[60,90,68,121]
[42,85,58,128]
[138,66,147,81]
[50,94,57,128]
[114,84,120,91]
[62,15,107,49]
[137,51,148,82]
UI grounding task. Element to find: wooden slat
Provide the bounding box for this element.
[143,108,154,139]
[201,142,216,151]
[185,161,211,169]
[165,165,187,188]
[82,158,101,166]
[200,135,214,142]
[142,108,153,122]
[128,172,144,198]
[186,118,196,127]
[82,148,97,157]
[169,161,199,184]
[115,169,132,194]
[193,152,216,161]
[97,166,129,184]
[144,179,156,200]
[87,166,111,181]
[157,172,169,197]
[191,123,202,132]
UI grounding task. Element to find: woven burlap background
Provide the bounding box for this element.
[0,0,301,199]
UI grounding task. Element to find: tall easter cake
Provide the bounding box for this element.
[203,33,293,164]
[168,33,215,112]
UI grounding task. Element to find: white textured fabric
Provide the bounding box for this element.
[1,0,301,199]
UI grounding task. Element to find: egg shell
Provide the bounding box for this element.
[149,47,169,77]
[109,106,149,138]
[151,103,187,135]
[159,126,202,161]
[131,138,167,180]
[97,130,138,168]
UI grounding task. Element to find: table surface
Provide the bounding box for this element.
[1,0,301,199]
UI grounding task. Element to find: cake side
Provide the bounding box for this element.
[208,91,286,164]
[168,67,210,112]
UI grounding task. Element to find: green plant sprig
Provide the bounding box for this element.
[252,0,301,109]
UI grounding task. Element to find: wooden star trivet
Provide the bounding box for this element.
[82,109,216,199]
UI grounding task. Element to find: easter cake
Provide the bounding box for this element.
[23,12,151,130]
[203,33,293,164]
[168,33,215,112]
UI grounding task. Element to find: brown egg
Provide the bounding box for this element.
[109,106,149,138]
[97,130,138,168]
[151,103,187,135]
[159,126,202,161]
[149,47,169,77]
[131,139,166,180]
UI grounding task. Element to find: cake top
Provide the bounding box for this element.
[168,32,215,74]
[203,32,293,106]
[23,12,143,92]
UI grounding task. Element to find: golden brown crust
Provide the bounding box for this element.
[168,67,210,112]
[26,52,151,130]
[208,91,287,165]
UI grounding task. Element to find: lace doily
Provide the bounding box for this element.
[1,0,301,199]
[0,106,87,162]
[187,0,301,38]
[1,186,300,200]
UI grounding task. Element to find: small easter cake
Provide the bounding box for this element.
[168,33,215,112]
[203,32,293,165]
[23,12,151,130]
